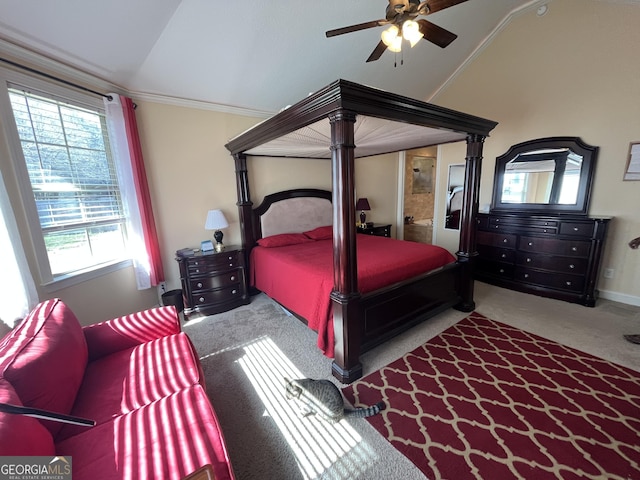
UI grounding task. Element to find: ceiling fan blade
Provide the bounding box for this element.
[366,40,388,62]
[326,20,387,38]
[417,19,458,48]
[420,0,470,15]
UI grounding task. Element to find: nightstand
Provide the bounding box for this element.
[357,223,392,238]
[176,245,249,318]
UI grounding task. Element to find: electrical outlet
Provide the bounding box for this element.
[603,268,614,279]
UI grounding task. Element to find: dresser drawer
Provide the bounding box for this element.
[477,231,517,249]
[190,269,243,291]
[191,284,243,306]
[478,245,516,263]
[519,236,590,257]
[516,253,588,275]
[489,217,557,234]
[477,259,514,278]
[516,267,585,292]
[187,251,240,274]
[559,222,595,237]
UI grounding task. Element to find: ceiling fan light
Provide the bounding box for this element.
[389,35,402,52]
[381,25,399,47]
[403,20,424,47]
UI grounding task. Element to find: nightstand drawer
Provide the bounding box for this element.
[191,284,244,306]
[190,269,243,291]
[187,251,240,274]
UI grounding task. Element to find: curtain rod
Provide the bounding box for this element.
[0,57,113,101]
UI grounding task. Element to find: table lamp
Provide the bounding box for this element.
[205,209,229,252]
[356,198,371,227]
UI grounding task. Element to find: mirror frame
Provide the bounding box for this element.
[491,137,598,215]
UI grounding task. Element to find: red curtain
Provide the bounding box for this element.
[120,96,165,285]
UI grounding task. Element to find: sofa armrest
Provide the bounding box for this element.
[83,306,181,361]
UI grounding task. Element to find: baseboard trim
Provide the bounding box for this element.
[598,289,640,307]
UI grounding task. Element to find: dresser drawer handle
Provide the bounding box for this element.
[566,281,572,286]
[524,273,529,278]
[501,253,507,258]
[195,269,200,274]
[543,229,548,233]
[194,261,199,266]
[197,282,203,288]
[232,289,237,295]
[499,269,505,273]
[573,227,579,232]
[229,263,233,267]
[569,264,575,269]
[571,247,578,252]
[198,297,205,303]
[526,258,531,263]
[230,276,236,281]
[228,255,233,260]
[528,242,533,246]
[503,238,508,243]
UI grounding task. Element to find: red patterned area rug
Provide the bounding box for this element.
[342,312,640,479]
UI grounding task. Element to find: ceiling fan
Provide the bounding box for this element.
[326,0,470,62]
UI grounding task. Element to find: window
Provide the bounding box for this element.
[7,85,128,282]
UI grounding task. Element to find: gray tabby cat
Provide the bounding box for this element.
[285,378,385,423]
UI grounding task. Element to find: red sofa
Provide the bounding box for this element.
[0,298,235,480]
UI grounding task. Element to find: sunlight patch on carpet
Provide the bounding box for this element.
[237,336,376,479]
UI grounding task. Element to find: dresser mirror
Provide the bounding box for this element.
[491,137,597,215]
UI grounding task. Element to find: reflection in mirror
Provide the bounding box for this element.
[445,164,465,230]
[502,149,584,205]
[492,137,597,215]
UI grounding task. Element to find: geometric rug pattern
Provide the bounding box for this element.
[342,312,640,479]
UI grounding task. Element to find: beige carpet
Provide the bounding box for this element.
[183,282,640,480]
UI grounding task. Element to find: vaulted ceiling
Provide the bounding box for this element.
[0,0,547,114]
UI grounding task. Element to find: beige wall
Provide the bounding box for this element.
[434,0,640,305]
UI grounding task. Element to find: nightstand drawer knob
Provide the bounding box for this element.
[232,289,237,295]
[197,282,203,288]
[230,276,236,281]
[195,269,200,273]
[199,297,205,303]
[228,256,233,260]
[229,263,233,267]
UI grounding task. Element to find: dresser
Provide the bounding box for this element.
[475,213,610,307]
[176,245,249,317]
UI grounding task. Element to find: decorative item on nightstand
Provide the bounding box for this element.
[205,209,229,252]
[356,197,371,227]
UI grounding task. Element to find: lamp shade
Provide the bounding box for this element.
[205,209,229,230]
[356,198,371,211]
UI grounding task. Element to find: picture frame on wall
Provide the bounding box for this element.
[624,141,640,180]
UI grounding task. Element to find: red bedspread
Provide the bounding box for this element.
[250,235,456,357]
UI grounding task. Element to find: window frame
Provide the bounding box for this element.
[0,66,131,292]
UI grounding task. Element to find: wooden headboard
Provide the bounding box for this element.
[253,189,332,240]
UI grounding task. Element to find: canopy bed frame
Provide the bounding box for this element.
[225,79,497,383]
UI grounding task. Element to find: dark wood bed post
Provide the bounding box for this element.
[234,153,254,257]
[456,133,486,311]
[329,109,363,384]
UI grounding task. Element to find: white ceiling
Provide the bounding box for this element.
[0,0,545,114]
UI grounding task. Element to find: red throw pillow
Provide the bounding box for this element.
[257,233,315,248]
[0,299,88,438]
[303,226,333,240]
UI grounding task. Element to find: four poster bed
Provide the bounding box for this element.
[225,79,497,383]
